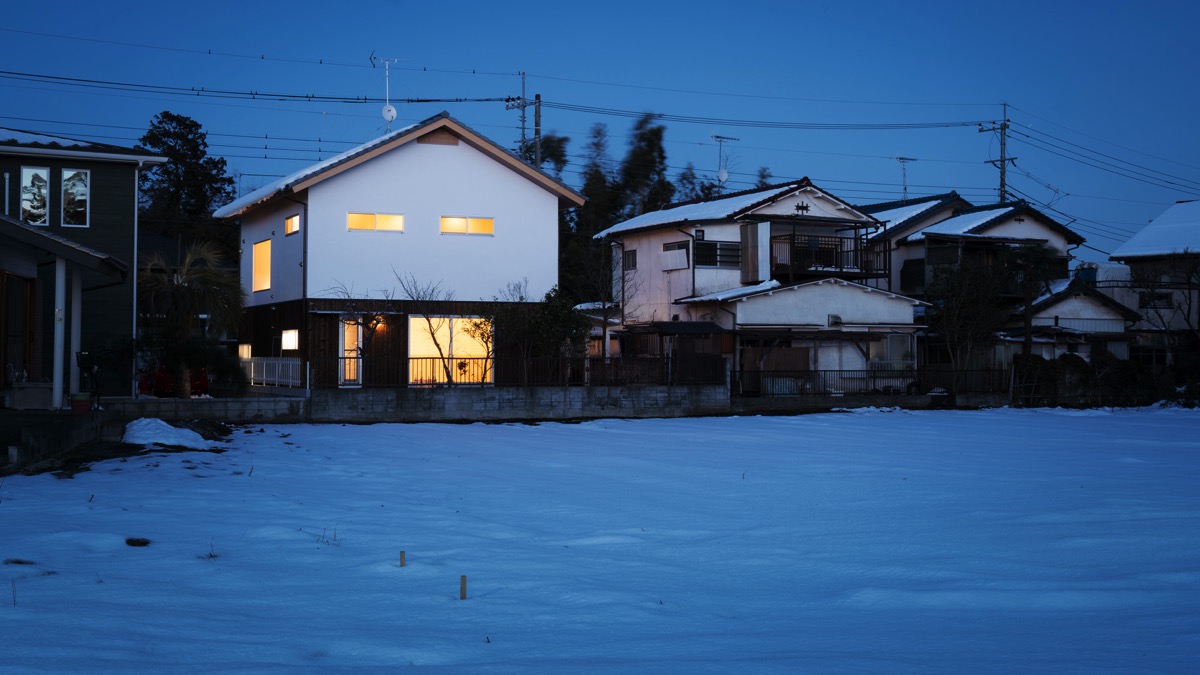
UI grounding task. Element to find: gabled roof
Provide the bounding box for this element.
[0,212,127,278]
[0,126,165,164]
[595,178,875,239]
[858,192,972,239]
[1017,277,1140,322]
[903,201,1085,245]
[214,112,584,219]
[1110,200,1200,261]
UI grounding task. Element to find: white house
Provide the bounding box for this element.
[213,112,583,387]
[1108,199,1200,363]
[857,191,973,294]
[593,179,926,393]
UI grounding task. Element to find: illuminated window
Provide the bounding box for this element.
[347,212,404,231]
[440,216,494,236]
[238,344,252,359]
[62,169,90,227]
[408,316,493,384]
[341,320,360,385]
[281,329,299,351]
[285,214,300,235]
[20,167,49,225]
[252,240,271,292]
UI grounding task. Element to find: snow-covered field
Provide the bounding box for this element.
[2,408,1198,673]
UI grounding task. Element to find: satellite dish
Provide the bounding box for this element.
[382,105,397,124]
[718,168,728,184]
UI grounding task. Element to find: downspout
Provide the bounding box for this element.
[3,171,9,216]
[131,160,143,398]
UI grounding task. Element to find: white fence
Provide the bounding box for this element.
[242,357,303,388]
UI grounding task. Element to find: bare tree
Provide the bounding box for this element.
[1127,251,1200,367]
[395,271,456,384]
[324,281,395,362]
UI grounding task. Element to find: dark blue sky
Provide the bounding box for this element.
[3,0,1197,260]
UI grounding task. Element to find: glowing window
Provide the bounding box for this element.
[252,240,271,292]
[238,344,252,359]
[285,214,300,235]
[348,212,404,231]
[341,320,360,385]
[347,213,375,230]
[408,316,493,384]
[281,329,299,351]
[440,216,494,235]
[376,213,405,231]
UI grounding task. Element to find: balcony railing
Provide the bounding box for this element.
[241,357,303,387]
[1031,317,1126,333]
[770,234,889,280]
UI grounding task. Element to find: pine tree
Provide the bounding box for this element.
[618,114,675,218]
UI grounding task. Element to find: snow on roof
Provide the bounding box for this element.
[869,200,944,234]
[595,185,795,238]
[213,120,421,219]
[680,279,781,303]
[1110,200,1200,259]
[906,206,1015,241]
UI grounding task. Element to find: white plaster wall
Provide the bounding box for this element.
[735,282,918,326]
[1033,295,1124,322]
[304,140,559,301]
[986,217,1071,252]
[240,199,305,307]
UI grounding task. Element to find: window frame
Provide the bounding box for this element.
[285,213,300,236]
[439,216,495,236]
[694,240,741,269]
[623,249,638,271]
[251,240,272,292]
[347,212,405,232]
[663,241,690,270]
[19,166,50,226]
[61,168,90,228]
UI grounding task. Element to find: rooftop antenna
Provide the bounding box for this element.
[370,53,399,130]
[895,157,916,199]
[712,134,739,187]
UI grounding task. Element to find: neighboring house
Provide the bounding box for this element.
[213,112,584,388]
[594,179,926,394]
[857,191,973,294]
[893,201,1083,297]
[0,128,164,405]
[1000,277,1139,363]
[1107,200,1200,365]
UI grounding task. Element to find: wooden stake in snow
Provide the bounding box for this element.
[400,551,406,567]
[460,575,467,600]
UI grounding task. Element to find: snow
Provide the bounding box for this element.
[3,408,1199,672]
[680,279,780,303]
[867,200,943,235]
[1110,200,1200,259]
[594,185,794,238]
[906,206,1015,241]
[120,418,219,450]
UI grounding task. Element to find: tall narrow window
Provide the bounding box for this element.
[340,320,361,385]
[285,214,300,235]
[623,249,638,271]
[20,167,49,225]
[440,216,494,235]
[252,240,271,292]
[61,169,90,227]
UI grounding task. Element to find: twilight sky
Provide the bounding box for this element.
[2,0,1197,261]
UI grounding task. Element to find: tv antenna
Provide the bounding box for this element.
[712,134,739,186]
[370,53,400,130]
[895,157,917,199]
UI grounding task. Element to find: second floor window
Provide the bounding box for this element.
[623,249,637,271]
[440,216,494,235]
[663,241,689,270]
[348,212,404,232]
[285,214,300,235]
[20,166,49,225]
[695,241,741,269]
[252,240,271,292]
[62,169,89,227]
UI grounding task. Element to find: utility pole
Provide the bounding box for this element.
[979,102,1016,202]
[506,87,542,166]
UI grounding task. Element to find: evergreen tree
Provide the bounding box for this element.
[676,162,721,202]
[137,111,237,255]
[519,132,570,178]
[755,166,774,188]
[618,114,675,218]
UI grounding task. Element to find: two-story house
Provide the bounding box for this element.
[1108,200,1200,366]
[0,128,164,408]
[594,179,927,395]
[213,112,584,388]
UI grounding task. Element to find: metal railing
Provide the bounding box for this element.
[734,367,1008,397]
[241,357,303,387]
